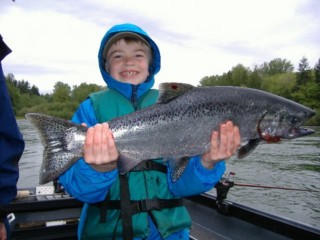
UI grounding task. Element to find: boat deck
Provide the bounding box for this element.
[7,188,320,240]
[185,198,289,240]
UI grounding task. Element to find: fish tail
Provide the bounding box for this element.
[25,113,86,184]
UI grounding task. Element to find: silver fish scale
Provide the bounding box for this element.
[108,87,266,161]
[109,85,315,163]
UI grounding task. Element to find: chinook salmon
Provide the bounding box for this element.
[26,82,315,184]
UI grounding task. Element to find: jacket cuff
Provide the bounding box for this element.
[0,209,7,223]
[193,156,226,184]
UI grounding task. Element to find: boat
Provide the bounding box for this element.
[7,178,320,240]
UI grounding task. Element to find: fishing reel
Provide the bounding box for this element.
[215,172,235,215]
[53,179,65,193]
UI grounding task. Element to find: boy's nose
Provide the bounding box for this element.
[124,57,135,65]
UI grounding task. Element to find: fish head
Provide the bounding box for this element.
[258,104,315,142]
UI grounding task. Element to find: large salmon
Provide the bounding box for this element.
[26,83,315,184]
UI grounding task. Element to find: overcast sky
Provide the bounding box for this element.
[1,0,319,93]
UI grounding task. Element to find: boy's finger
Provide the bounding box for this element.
[85,127,94,147]
[210,131,219,153]
[226,121,235,154]
[92,124,102,155]
[233,126,241,150]
[100,123,109,155]
[219,123,227,154]
[84,127,94,162]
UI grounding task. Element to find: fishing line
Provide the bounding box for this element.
[223,172,320,192]
[233,183,320,192]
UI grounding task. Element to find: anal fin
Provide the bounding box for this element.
[117,154,142,175]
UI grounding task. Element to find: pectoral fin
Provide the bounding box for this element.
[166,157,190,182]
[237,139,261,159]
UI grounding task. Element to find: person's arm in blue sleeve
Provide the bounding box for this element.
[59,99,118,203]
[0,64,24,205]
[167,156,225,197]
[0,34,25,239]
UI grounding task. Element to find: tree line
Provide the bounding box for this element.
[6,73,104,119]
[5,56,320,125]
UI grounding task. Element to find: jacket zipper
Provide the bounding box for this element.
[131,85,139,111]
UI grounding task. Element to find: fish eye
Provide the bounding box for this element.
[289,116,300,124]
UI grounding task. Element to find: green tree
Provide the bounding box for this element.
[314,58,320,85]
[296,56,312,86]
[231,64,249,86]
[30,85,40,96]
[247,66,263,89]
[199,74,226,86]
[6,73,40,96]
[52,81,71,103]
[220,71,233,86]
[42,93,53,103]
[5,76,21,113]
[259,58,294,76]
[6,73,17,86]
[313,58,320,101]
[16,80,31,94]
[261,72,296,99]
[199,76,212,86]
[71,83,104,104]
[292,81,319,109]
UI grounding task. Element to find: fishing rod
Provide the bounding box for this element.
[222,172,320,193]
[233,182,320,192]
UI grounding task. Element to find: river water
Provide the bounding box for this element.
[17,119,320,229]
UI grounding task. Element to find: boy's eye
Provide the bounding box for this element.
[113,54,123,59]
[134,51,147,58]
[135,54,144,58]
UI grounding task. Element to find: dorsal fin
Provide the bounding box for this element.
[157,82,195,104]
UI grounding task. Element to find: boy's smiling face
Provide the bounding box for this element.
[106,39,151,85]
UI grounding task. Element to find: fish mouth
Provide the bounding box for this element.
[288,127,315,139]
[308,110,316,118]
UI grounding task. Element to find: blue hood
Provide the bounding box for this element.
[98,23,161,100]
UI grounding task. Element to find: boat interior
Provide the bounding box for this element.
[7,181,320,240]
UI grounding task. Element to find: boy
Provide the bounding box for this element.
[59,23,240,239]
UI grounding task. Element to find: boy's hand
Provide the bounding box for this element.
[201,121,240,169]
[83,123,119,171]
